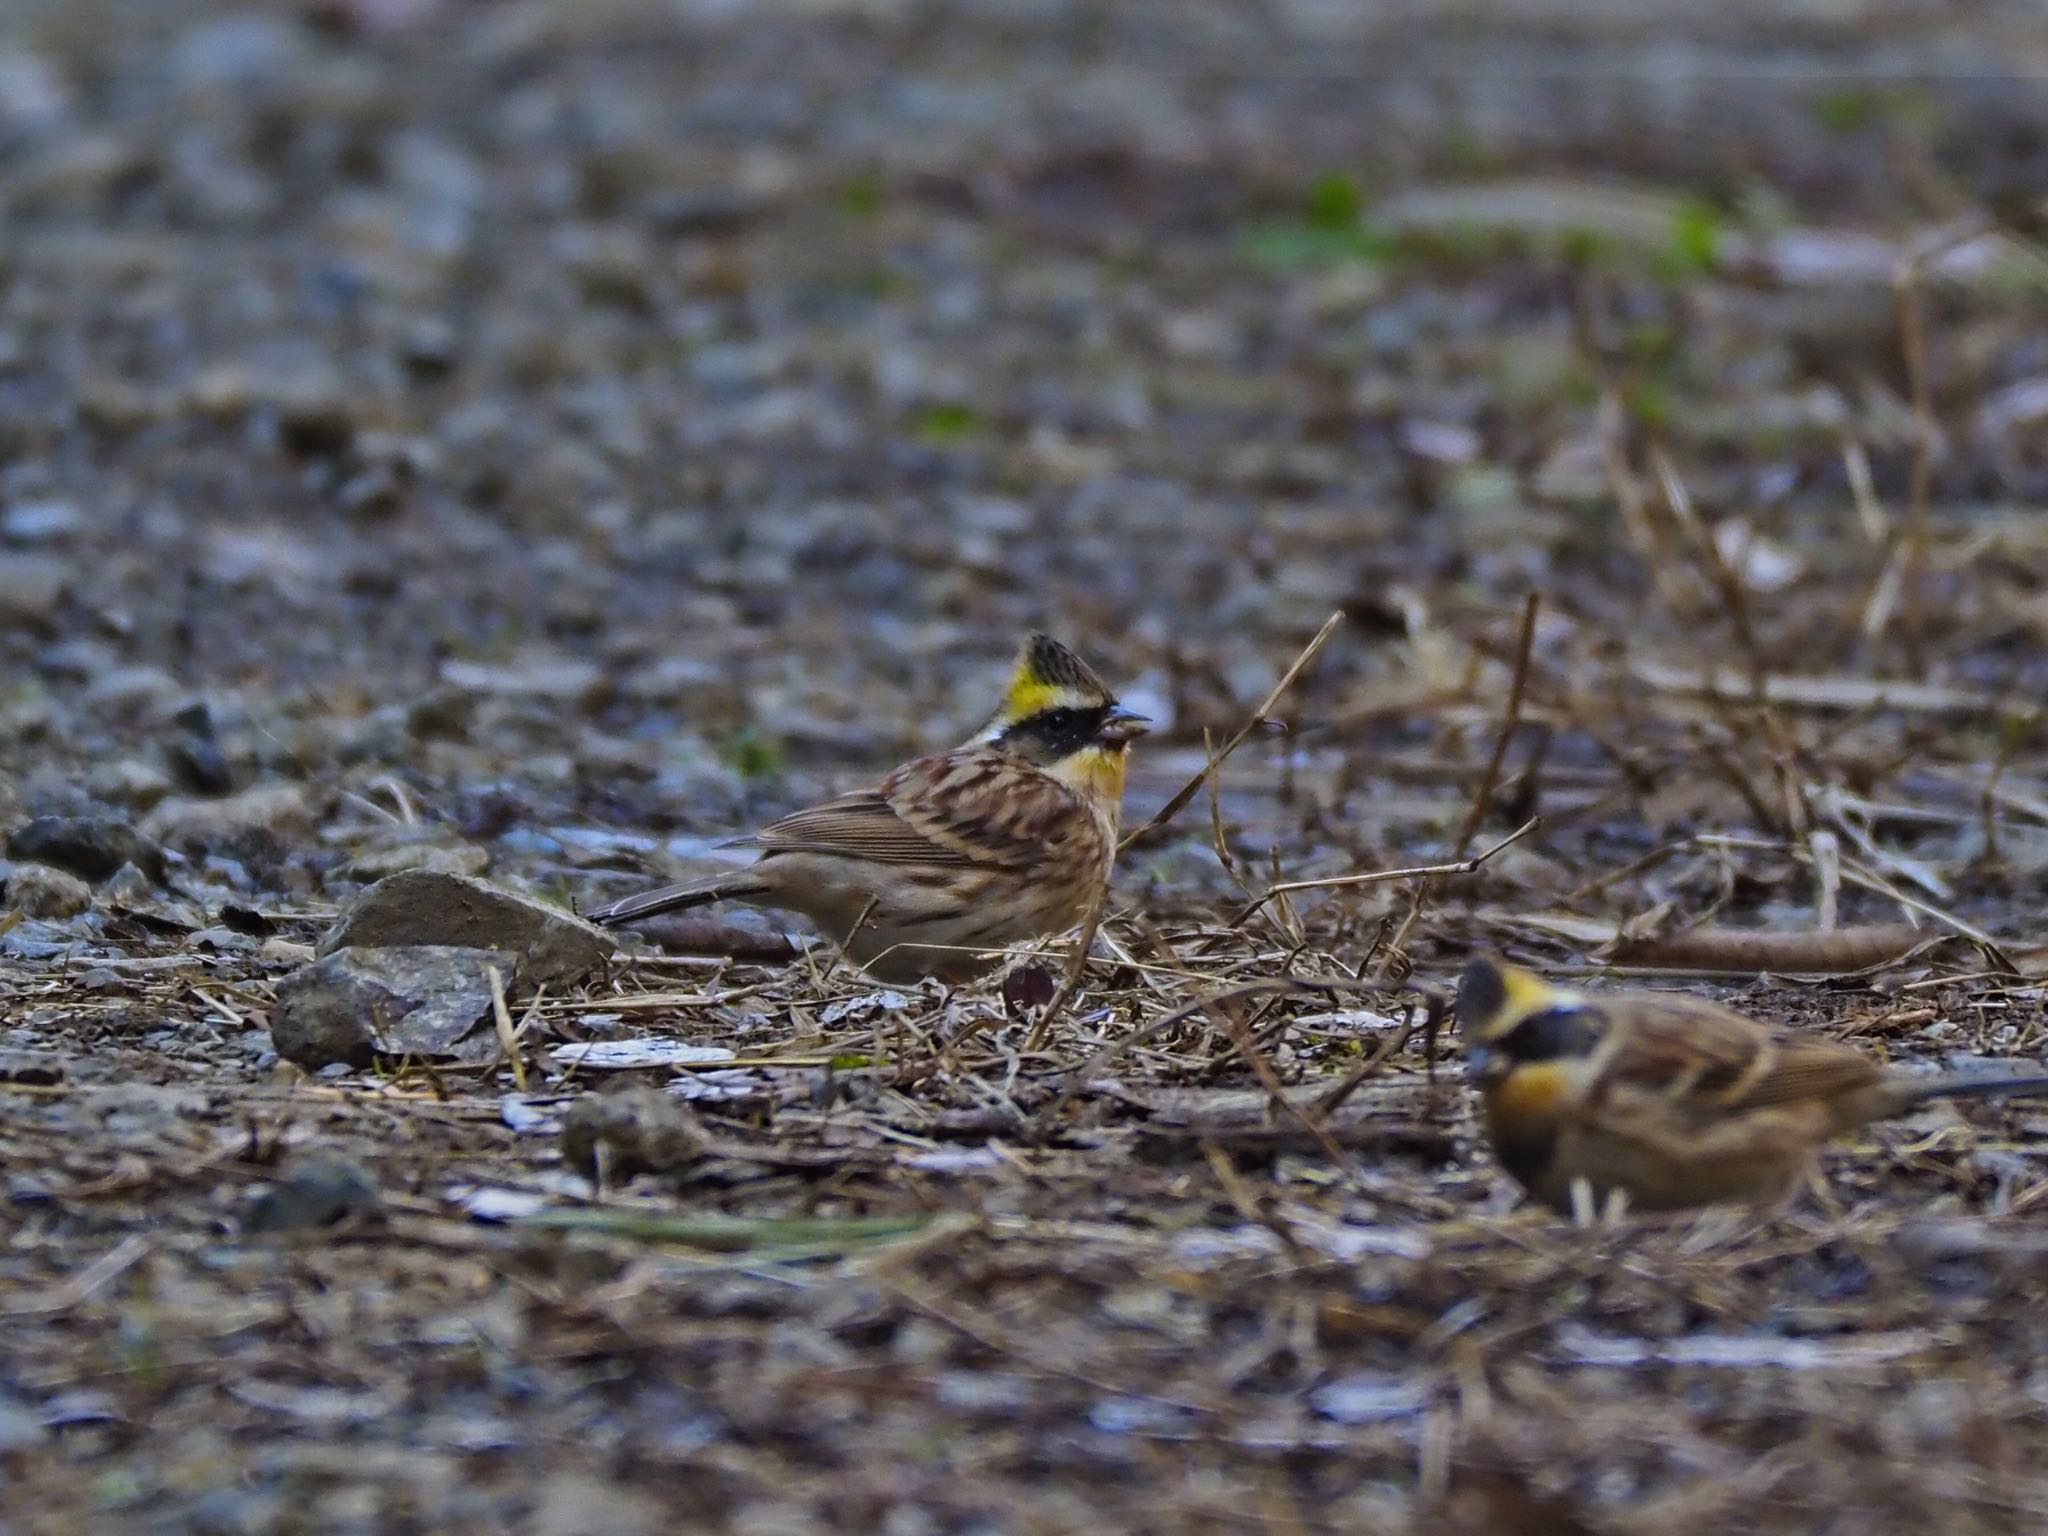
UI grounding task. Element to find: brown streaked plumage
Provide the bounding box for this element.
[1457,954,2048,1214]
[585,635,1147,984]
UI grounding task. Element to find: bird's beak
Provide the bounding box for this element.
[1098,705,1151,745]
[1463,1039,1509,1085]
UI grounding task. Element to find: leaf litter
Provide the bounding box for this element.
[6,3,2048,1534]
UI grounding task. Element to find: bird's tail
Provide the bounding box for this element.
[584,871,770,928]
[1897,1071,2048,1112]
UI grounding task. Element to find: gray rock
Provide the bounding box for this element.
[330,840,491,884]
[100,862,154,906]
[144,783,313,853]
[560,1088,708,1184]
[1,498,83,542]
[78,666,183,714]
[5,863,91,919]
[170,13,304,93]
[243,1155,381,1234]
[0,1050,65,1085]
[269,944,513,1069]
[439,653,605,703]
[317,870,608,985]
[6,815,166,883]
[0,1389,40,1452]
[0,49,72,134]
[0,553,67,626]
[84,757,175,810]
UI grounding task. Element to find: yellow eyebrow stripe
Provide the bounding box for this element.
[1496,964,1562,1019]
[1003,679,1065,720]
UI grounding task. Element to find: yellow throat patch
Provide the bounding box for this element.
[1048,743,1129,811]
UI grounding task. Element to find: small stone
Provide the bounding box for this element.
[397,315,458,378]
[1,498,83,542]
[0,49,72,133]
[6,816,165,883]
[525,1476,667,1536]
[268,944,514,1069]
[100,862,154,906]
[0,553,67,626]
[79,666,183,713]
[166,708,234,797]
[439,653,606,704]
[170,13,304,93]
[0,1389,41,1452]
[330,840,490,884]
[5,863,91,919]
[144,783,314,853]
[0,1050,65,1085]
[189,925,263,955]
[559,1088,708,1184]
[84,757,175,811]
[336,463,403,519]
[242,1155,381,1234]
[317,870,608,985]
[644,185,776,237]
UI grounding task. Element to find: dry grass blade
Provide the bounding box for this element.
[1183,967,1351,1168]
[1032,976,1376,1135]
[1023,885,1109,1053]
[1894,214,1993,677]
[1454,592,1540,858]
[1313,999,1432,1115]
[1231,817,1540,926]
[1119,610,1342,851]
[3,1233,153,1318]
[487,966,529,1093]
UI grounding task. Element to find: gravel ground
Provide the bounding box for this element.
[6,3,2048,1533]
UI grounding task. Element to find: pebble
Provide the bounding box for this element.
[5,816,166,883]
[144,783,314,853]
[559,1088,708,1184]
[1,498,83,542]
[330,840,491,884]
[84,759,175,812]
[242,1156,381,1234]
[4,863,91,919]
[0,553,67,626]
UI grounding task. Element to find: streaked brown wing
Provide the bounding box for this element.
[1597,989,1879,1114]
[878,748,1098,871]
[1596,991,1776,1098]
[749,788,978,867]
[748,747,1096,872]
[1725,1033,1884,1110]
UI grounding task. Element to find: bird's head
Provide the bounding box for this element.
[981,634,1149,806]
[1457,954,1602,1081]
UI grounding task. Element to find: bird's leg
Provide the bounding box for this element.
[1570,1176,1598,1229]
[1599,1185,1633,1228]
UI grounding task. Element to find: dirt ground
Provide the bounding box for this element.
[6,2,2048,1532]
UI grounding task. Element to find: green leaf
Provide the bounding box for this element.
[913,401,980,442]
[724,727,784,782]
[1305,171,1365,231]
[1664,198,1723,276]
